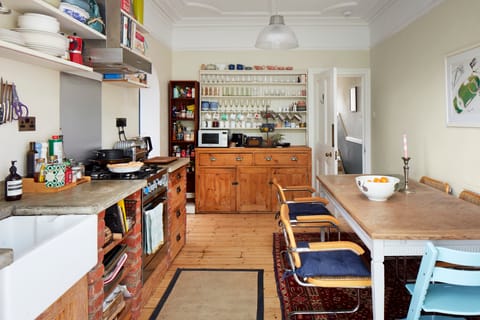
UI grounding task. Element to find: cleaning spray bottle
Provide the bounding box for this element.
[4,160,22,201]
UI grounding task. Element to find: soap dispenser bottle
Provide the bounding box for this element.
[4,160,22,201]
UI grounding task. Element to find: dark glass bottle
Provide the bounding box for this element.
[5,160,22,201]
[26,141,37,178]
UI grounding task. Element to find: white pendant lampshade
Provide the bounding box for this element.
[255,14,298,50]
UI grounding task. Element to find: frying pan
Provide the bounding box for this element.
[90,149,130,165]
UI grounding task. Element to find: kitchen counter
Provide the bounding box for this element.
[0,180,146,218]
[0,158,189,268]
[0,158,189,219]
[166,157,189,173]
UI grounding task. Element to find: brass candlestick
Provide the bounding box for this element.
[400,157,415,193]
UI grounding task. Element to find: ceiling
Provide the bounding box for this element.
[146,0,444,50]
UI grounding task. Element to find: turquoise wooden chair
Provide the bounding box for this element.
[405,241,480,320]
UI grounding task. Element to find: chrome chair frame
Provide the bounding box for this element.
[279,204,371,319]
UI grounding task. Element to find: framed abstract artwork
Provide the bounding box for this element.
[445,45,480,127]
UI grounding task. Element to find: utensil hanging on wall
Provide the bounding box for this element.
[0,2,11,14]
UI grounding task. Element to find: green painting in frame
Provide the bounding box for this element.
[445,44,480,127]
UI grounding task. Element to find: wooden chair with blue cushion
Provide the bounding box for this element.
[279,203,371,318]
[272,178,340,241]
[405,241,480,320]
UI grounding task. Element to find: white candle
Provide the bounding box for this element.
[403,134,408,158]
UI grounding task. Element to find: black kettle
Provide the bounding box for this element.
[143,136,153,158]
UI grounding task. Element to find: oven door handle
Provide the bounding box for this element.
[144,197,166,211]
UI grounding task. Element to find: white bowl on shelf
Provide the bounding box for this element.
[355,175,400,201]
[59,2,90,24]
[18,13,60,33]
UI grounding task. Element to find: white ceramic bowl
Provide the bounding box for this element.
[18,13,60,33]
[355,175,400,201]
[216,64,226,70]
[59,2,90,24]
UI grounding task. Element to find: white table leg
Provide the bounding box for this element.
[371,240,385,320]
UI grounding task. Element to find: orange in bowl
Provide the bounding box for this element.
[355,175,400,201]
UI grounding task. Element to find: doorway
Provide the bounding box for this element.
[308,68,371,189]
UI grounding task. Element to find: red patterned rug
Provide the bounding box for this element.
[273,232,417,320]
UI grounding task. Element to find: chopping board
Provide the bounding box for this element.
[144,156,178,164]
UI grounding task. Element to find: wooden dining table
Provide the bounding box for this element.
[317,174,480,320]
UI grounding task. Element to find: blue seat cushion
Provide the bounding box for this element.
[295,241,371,279]
[287,202,331,220]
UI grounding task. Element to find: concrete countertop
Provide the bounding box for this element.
[166,158,189,173]
[0,158,189,268]
[0,158,189,219]
[0,179,146,218]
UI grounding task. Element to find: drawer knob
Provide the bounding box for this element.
[210,156,216,161]
[176,234,182,242]
[176,173,182,179]
[291,156,298,161]
[176,186,181,193]
[265,156,272,161]
[176,210,181,218]
[235,156,243,161]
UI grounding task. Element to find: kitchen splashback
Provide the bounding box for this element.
[60,73,102,163]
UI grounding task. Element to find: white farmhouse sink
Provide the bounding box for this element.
[0,214,98,320]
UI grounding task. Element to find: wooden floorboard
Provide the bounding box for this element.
[139,213,283,319]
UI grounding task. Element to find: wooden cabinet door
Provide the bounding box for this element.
[196,167,236,212]
[237,166,271,212]
[271,167,311,212]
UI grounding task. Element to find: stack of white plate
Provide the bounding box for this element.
[18,13,60,32]
[15,13,68,57]
[0,28,25,46]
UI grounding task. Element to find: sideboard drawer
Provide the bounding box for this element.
[254,153,309,165]
[198,153,253,166]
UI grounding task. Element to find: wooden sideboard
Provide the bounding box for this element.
[195,147,312,213]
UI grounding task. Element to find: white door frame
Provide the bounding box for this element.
[139,65,161,157]
[308,67,371,184]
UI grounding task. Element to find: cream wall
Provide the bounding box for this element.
[371,0,480,194]
[171,50,370,80]
[102,84,140,148]
[145,34,173,156]
[0,58,61,177]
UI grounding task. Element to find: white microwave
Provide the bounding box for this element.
[198,129,229,147]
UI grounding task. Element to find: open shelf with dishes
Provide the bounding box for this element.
[168,80,199,197]
[199,69,308,146]
[3,0,106,40]
[0,0,105,79]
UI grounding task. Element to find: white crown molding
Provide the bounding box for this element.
[369,0,444,46]
[146,0,444,51]
[146,1,174,48]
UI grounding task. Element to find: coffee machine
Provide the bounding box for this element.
[230,133,244,147]
[68,34,83,65]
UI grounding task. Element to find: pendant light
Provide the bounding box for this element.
[255,0,298,50]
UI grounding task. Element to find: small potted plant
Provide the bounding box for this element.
[267,133,284,147]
